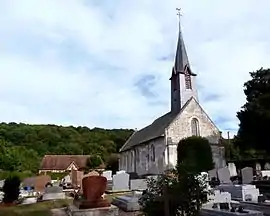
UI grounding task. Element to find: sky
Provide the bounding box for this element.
[0,0,270,138]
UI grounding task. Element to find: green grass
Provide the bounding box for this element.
[0,199,72,216]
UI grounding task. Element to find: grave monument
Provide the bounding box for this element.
[68,175,118,216]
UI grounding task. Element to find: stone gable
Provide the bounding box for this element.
[166,98,220,145]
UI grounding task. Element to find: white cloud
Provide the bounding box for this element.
[0,0,270,137]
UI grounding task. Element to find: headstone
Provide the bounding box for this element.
[42,186,65,201]
[116,170,125,174]
[34,175,51,193]
[130,179,147,191]
[241,167,253,184]
[217,167,231,184]
[112,172,130,191]
[74,176,110,209]
[84,170,99,178]
[72,170,84,189]
[102,170,112,181]
[216,184,259,202]
[264,163,270,170]
[228,163,237,177]
[208,169,218,180]
[256,163,261,171]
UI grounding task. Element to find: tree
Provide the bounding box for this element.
[3,175,21,203]
[177,136,214,173]
[0,122,133,174]
[105,153,119,174]
[86,155,103,170]
[139,167,209,216]
[236,68,270,153]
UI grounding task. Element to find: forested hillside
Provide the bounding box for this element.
[0,122,133,175]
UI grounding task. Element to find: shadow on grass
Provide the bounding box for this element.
[0,199,72,216]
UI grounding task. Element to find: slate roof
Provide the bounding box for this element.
[120,112,177,152]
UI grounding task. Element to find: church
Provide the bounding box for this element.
[119,17,226,176]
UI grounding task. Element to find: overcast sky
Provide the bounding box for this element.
[0,0,270,137]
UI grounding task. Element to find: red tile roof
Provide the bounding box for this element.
[40,155,89,170]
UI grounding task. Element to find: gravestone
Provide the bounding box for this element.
[34,175,52,193]
[112,191,142,211]
[42,186,65,201]
[102,170,112,181]
[71,170,84,189]
[112,172,130,191]
[256,163,261,171]
[241,167,253,184]
[217,167,231,184]
[74,175,110,209]
[84,170,100,177]
[264,163,270,170]
[228,163,237,177]
[116,170,125,174]
[130,179,147,191]
[208,169,218,180]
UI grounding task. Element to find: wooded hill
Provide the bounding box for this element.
[0,122,133,175]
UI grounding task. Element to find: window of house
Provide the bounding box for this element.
[191,118,200,136]
[151,145,155,161]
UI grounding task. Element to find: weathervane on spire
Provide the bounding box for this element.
[176,8,182,29]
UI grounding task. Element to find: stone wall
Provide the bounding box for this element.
[165,98,224,168]
[119,137,166,176]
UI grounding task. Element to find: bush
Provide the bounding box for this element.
[3,175,21,203]
[177,136,214,174]
[86,155,103,170]
[105,154,119,174]
[139,168,210,216]
[45,172,69,180]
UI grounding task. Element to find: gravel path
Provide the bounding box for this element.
[51,207,143,216]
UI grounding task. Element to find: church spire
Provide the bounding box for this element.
[170,8,198,114]
[173,8,193,75]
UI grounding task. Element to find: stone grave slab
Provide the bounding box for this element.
[216,184,259,202]
[67,204,118,216]
[242,167,253,184]
[218,167,232,184]
[112,191,142,212]
[130,179,147,191]
[42,186,65,201]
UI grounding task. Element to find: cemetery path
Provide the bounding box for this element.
[51,208,67,216]
[119,210,143,216]
[50,207,143,216]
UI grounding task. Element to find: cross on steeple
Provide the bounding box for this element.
[170,8,199,113]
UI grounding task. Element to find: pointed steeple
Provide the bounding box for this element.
[172,9,195,76]
[170,9,198,114]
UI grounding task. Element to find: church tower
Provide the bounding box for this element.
[170,11,199,114]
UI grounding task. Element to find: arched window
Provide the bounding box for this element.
[191,118,200,136]
[151,145,155,161]
[184,66,192,89]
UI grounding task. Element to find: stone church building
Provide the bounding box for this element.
[119,20,226,176]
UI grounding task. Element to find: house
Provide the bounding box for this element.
[119,17,226,176]
[39,155,104,174]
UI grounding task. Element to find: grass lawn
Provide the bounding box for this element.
[0,192,133,216]
[0,199,72,216]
